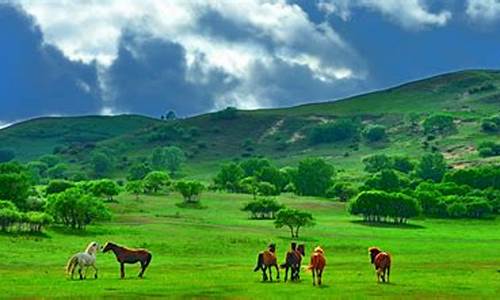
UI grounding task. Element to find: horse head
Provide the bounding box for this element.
[297,244,305,256]
[85,241,100,255]
[102,242,116,253]
[268,243,276,253]
[313,246,324,255]
[368,247,381,264]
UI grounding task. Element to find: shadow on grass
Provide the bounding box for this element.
[0,230,50,239]
[276,235,319,242]
[175,202,207,209]
[350,220,425,229]
[50,226,111,236]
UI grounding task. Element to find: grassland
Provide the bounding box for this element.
[1,191,499,299]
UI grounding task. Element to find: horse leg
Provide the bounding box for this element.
[387,266,390,283]
[312,269,316,286]
[284,266,289,282]
[275,263,280,280]
[262,266,268,281]
[120,263,125,279]
[269,265,273,282]
[78,266,83,280]
[91,263,98,279]
[318,269,323,286]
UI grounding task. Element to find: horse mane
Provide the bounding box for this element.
[313,246,324,254]
[85,241,98,253]
[368,247,381,254]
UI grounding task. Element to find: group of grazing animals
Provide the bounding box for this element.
[254,243,391,286]
[254,243,327,286]
[66,241,152,280]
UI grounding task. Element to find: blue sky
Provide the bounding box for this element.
[1,0,500,126]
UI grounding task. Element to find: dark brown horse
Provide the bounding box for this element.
[253,243,280,281]
[102,242,152,279]
[308,246,326,286]
[368,247,391,283]
[280,243,305,282]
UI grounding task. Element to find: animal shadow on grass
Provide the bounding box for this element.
[350,220,425,230]
[276,235,319,243]
[175,202,207,209]
[50,226,111,236]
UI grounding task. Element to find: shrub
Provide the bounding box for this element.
[175,180,205,203]
[46,180,75,195]
[125,180,144,200]
[91,152,113,177]
[416,153,447,182]
[362,154,392,173]
[128,163,152,181]
[26,212,53,232]
[211,107,238,120]
[163,146,186,175]
[257,181,278,196]
[0,169,31,210]
[447,202,467,218]
[240,158,271,177]
[91,179,120,201]
[422,115,456,135]
[362,125,387,142]
[242,198,284,219]
[294,158,334,196]
[478,141,500,157]
[143,171,170,193]
[392,156,414,173]
[47,163,68,179]
[363,169,403,192]
[349,191,420,223]
[213,163,244,192]
[309,119,359,144]
[0,208,21,231]
[325,182,358,202]
[47,187,111,229]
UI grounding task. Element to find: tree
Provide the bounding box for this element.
[363,169,402,192]
[240,158,271,177]
[325,182,357,202]
[164,146,186,175]
[310,119,359,144]
[256,166,287,192]
[274,208,315,238]
[416,153,447,182]
[214,162,244,192]
[0,167,31,210]
[47,163,68,179]
[47,187,111,229]
[294,158,334,196]
[128,163,152,181]
[91,152,112,177]
[39,155,60,168]
[242,198,284,219]
[362,125,387,143]
[27,161,49,183]
[125,181,144,200]
[422,115,456,135]
[175,180,205,203]
[26,212,53,232]
[478,141,500,157]
[165,110,177,120]
[143,171,170,193]
[239,176,259,199]
[392,156,414,173]
[362,154,393,173]
[151,147,166,170]
[349,191,420,223]
[0,207,21,231]
[257,181,278,196]
[91,179,120,202]
[0,149,15,163]
[45,180,75,195]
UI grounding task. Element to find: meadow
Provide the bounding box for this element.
[1,191,499,299]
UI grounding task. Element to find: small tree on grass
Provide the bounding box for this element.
[26,211,53,232]
[47,187,111,230]
[242,198,284,219]
[143,171,170,194]
[362,125,387,143]
[45,180,75,195]
[164,146,186,175]
[92,179,120,202]
[274,208,315,238]
[175,180,205,203]
[325,182,358,202]
[126,180,144,200]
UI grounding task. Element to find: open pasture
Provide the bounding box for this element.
[1,192,499,299]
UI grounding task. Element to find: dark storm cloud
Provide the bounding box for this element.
[0,3,101,123]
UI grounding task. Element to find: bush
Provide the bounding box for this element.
[416,153,447,182]
[213,163,244,192]
[325,182,357,202]
[26,211,53,232]
[0,208,21,231]
[362,125,387,142]
[211,107,238,120]
[240,158,271,177]
[363,154,393,173]
[175,180,205,203]
[349,191,420,223]
[91,152,113,177]
[257,181,278,196]
[242,198,284,219]
[445,165,500,190]
[125,180,144,200]
[309,119,359,144]
[143,171,170,193]
[47,163,68,179]
[478,141,500,157]
[0,167,31,210]
[91,179,120,201]
[46,180,75,195]
[128,163,152,181]
[47,187,111,229]
[447,202,467,218]
[422,115,456,135]
[363,169,403,192]
[392,156,414,173]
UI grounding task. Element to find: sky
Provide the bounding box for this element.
[1,0,500,126]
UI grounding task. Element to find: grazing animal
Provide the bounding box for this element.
[280,243,305,282]
[66,241,100,280]
[308,246,326,286]
[102,242,152,279]
[368,247,391,283]
[254,243,280,281]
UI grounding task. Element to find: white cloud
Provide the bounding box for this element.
[0,121,14,130]
[318,0,452,29]
[466,0,500,22]
[17,0,364,111]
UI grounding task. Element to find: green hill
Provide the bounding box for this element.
[1,70,499,180]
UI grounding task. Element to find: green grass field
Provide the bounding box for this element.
[2,192,499,299]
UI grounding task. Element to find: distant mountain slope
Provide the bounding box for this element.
[1,70,499,179]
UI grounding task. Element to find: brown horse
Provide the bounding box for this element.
[102,242,152,279]
[253,243,280,281]
[280,243,305,282]
[308,246,326,286]
[368,247,391,283]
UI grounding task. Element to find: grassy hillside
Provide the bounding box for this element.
[1,70,499,180]
[1,192,499,299]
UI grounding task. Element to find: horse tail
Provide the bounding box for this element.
[144,252,153,268]
[253,253,263,272]
[66,255,78,275]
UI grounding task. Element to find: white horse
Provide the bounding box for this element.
[66,241,100,280]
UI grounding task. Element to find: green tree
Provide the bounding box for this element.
[325,182,357,202]
[47,163,68,179]
[164,146,186,175]
[47,187,111,229]
[274,208,315,238]
[143,171,170,193]
[362,154,393,173]
[256,166,287,192]
[214,162,244,192]
[125,180,144,200]
[175,180,205,203]
[91,179,120,201]
[0,165,31,210]
[39,155,60,168]
[45,180,75,195]
[242,198,284,219]
[364,169,402,192]
[128,163,152,181]
[257,181,278,196]
[151,147,166,170]
[26,161,49,184]
[240,158,271,177]
[91,152,112,177]
[294,158,334,196]
[310,119,359,144]
[422,114,456,135]
[26,211,53,232]
[392,156,414,173]
[416,153,447,182]
[362,125,387,142]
